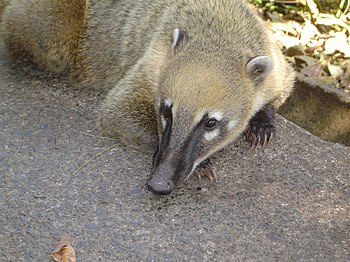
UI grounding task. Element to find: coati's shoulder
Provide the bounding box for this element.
[0,0,293,95]
[78,0,274,89]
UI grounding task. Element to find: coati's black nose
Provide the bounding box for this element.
[147,177,174,195]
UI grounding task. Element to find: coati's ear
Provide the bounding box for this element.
[246,56,273,85]
[171,28,185,54]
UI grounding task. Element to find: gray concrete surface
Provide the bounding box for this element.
[0,48,349,261]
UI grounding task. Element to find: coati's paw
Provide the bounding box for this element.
[192,159,217,183]
[246,122,275,149]
[245,104,276,150]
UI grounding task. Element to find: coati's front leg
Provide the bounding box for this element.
[246,104,276,149]
[192,159,217,183]
[98,64,159,153]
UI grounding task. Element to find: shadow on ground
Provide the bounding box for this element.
[0,49,349,261]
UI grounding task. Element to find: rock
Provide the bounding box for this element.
[285,45,305,57]
[279,76,350,145]
[0,46,349,261]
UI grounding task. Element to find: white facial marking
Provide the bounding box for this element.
[186,162,199,180]
[164,99,172,107]
[228,119,238,130]
[204,129,220,141]
[156,98,161,108]
[161,115,167,129]
[188,154,212,179]
[171,28,181,50]
[208,111,223,121]
[254,95,266,111]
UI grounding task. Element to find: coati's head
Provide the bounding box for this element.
[147,29,273,195]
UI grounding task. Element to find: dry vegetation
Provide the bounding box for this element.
[250,0,350,94]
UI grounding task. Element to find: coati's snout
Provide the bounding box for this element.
[146,100,203,195]
[147,164,175,195]
[147,135,199,195]
[147,149,195,195]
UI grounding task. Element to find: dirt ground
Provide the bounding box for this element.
[0,47,349,261]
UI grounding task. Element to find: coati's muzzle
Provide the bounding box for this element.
[147,140,197,195]
[146,104,200,195]
[147,163,176,195]
[147,150,195,195]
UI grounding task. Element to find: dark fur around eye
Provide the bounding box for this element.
[160,102,172,119]
[204,118,218,130]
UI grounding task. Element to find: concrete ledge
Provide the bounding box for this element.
[0,53,349,261]
[279,78,350,146]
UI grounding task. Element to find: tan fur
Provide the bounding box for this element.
[0,1,7,21]
[1,0,87,75]
[1,0,294,156]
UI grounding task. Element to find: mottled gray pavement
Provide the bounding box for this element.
[0,48,349,261]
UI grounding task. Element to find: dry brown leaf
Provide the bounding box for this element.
[285,45,305,57]
[258,1,350,92]
[301,62,327,77]
[304,44,323,54]
[51,236,76,262]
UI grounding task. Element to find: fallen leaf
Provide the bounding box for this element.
[270,21,299,36]
[301,62,326,77]
[324,37,338,54]
[285,56,295,64]
[285,45,305,57]
[51,236,76,262]
[276,35,300,49]
[294,55,319,67]
[304,44,323,54]
[300,21,319,45]
[328,63,344,78]
[324,32,350,56]
[315,14,350,32]
[267,12,285,23]
[306,0,320,17]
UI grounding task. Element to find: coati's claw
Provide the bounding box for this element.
[267,130,275,146]
[246,104,276,149]
[262,132,268,147]
[247,124,276,149]
[193,159,217,183]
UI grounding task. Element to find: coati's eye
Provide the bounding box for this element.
[204,118,218,130]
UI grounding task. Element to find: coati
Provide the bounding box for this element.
[0,0,295,195]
